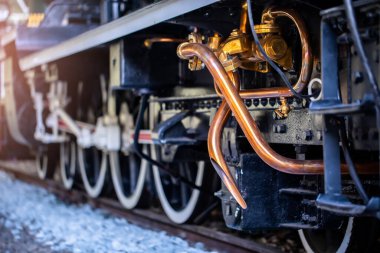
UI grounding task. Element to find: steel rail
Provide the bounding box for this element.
[0,162,280,253]
[19,0,219,71]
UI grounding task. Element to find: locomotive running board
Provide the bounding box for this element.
[19,0,219,71]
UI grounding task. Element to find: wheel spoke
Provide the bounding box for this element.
[109,146,148,209]
[78,147,108,198]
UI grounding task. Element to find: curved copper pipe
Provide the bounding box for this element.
[208,72,247,209]
[209,100,248,208]
[144,38,186,49]
[178,42,378,176]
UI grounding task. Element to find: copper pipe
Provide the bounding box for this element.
[178,42,378,176]
[208,72,247,209]
[240,2,248,34]
[144,38,186,49]
[209,100,248,208]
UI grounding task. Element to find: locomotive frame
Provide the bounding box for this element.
[1,0,380,252]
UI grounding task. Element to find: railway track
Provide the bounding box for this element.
[0,160,289,253]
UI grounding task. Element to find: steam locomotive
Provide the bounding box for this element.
[0,0,379,252]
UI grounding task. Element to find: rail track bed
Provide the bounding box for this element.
[0,160,304,253]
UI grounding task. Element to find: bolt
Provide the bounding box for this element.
[316,130,323,141]
[266,38,287,59]
[274,124,286,133]
[234,207,241,218]
[303,130,313,141]
[226,203,232,216]
[354,71,364,84]
[230,29,242,37]
[214,190,224,198]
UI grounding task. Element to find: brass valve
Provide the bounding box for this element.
[180,4,294,73]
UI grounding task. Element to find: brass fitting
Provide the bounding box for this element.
[220,29,251,56]
[207,33,222,51]
[274,97,292,119]
[187,32,204,71]
[143,37,186,49]
[254,23,280,34]
[222,56,241,72]
[262,35,288,60]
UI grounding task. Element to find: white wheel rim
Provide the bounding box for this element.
[78,147,108,198]
[298,217,354,253]
[110,146,148,209]
[60,142,76,190]
[36,153,48,179]
[151,144,204,224]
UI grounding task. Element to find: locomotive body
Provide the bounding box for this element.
[0,0,379,251]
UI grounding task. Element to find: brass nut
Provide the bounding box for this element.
[207,33,222,51]
[264,37,287,59]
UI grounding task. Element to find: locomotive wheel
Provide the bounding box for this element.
[298,217,380,253]
[78,146,108,198]
[151,146,207,224]
[36,145,58,179]
[109,146,149,209]
[59,140,77,190]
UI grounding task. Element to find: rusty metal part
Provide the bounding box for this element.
[177,43,378,176]
[143,37,186,49]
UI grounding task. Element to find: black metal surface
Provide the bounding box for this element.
[314,12,380,218]
[218,153,341,230]
[315,19,350,212]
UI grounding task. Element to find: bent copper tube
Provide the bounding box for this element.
[209,100,248,208]
[208,71,248,209]
[178,43,378,175]
[144,38,186,49]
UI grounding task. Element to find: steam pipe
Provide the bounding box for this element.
[144,38,186,49]
[177,42,378,176]
[208,71,247,209]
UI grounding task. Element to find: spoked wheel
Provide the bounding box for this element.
[78,146,108,198]
[298,217,380,253]
[36,145,58,179]
[151,146,208,224]
[59,139,77,190]
[109,146,149,209]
